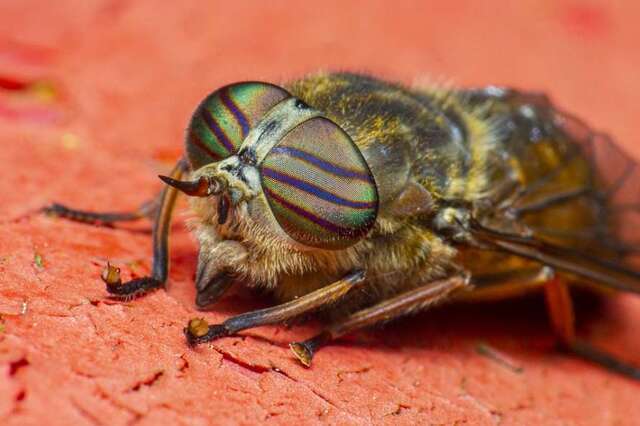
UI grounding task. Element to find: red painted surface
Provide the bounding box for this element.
[1,1,640,424]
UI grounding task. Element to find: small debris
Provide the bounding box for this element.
[33,251,44,269]
[29,80,57,103]
[476,342,524,373]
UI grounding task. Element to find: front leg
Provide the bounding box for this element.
[102,160,188,298]
[44,159,190,298]
[184,270,366,344]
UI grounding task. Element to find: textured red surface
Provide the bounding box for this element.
[1,1,640,425]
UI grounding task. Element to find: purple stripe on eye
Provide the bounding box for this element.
[264,187,364,238]
[262,168,376,209]
[220,87,250,136]
[200,108,236,154]
[190,130,222,160]
[270,146,372,181]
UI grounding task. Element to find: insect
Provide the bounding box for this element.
[46,72,640,379]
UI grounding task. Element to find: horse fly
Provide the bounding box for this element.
[47,72,640,378]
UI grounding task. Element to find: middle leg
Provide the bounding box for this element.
[544,276,640,379]
[290,274,470,366]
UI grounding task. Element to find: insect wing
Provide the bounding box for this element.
[467,88,640,291]
[553,110,640,262]
[515,108,640,268]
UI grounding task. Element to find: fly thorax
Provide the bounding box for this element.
[432,206,471,242]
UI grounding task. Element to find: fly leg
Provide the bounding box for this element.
[290,274,469,367]
[544,276,640,380]
[43,199,159,225]
[43,196,162,225]
[184,270,366,345]
[42,167,173,226]
[51,160,189,299]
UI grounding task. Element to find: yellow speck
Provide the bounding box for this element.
[29,81,57,103]
[61,133,80,150]
[33,252,44,269]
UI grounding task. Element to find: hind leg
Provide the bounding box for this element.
[289,274,469,366]
[544,276,640,380]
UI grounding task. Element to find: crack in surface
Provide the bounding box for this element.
[209,344,369,422]
[458,392,503,425]
[127,370,164,392]
[9,357,30,376]
[211,345,272,374]
[176,353,189,375]
[94,384,143,423]
[384,403,411,417]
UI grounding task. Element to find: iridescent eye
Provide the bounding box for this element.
[186,82,290,169]
[261,117,378,250]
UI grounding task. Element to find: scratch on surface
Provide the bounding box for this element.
[336,365,371,383]
[70,397,103,426]
[458,392,503,425]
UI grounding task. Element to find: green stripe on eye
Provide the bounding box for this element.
[186,82,290,169]
[261,116,378,250]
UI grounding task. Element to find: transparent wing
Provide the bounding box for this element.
[462,87,640,288]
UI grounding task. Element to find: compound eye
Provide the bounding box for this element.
[186,82,290,169]
[260,117,378,250]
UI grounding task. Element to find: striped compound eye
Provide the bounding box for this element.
[260,117,378,250]
[186,82,290,169]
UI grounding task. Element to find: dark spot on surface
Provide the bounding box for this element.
[560,4,610,38]
[9,357,29,376]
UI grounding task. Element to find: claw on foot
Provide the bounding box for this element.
[101,262,122,287]
[289,342,314,367]
[100,263,162,299]
[187,318,209,337]
[184,319,229,346]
